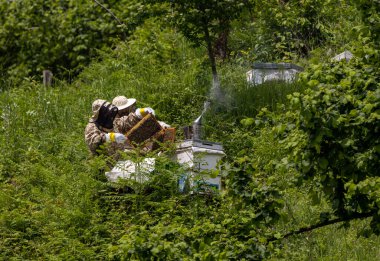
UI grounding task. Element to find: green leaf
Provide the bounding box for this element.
[240,117,254,127]
[307,79,319,87]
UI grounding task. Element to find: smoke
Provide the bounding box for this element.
[194,100,210,124]
[210,75,221,103]
[210,74,228,109]
[191,74,228,140]
[192,100,210,140]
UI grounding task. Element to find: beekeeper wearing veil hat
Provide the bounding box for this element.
[112,95,161,133]
[84,99,129,155]
[113,95,171,132]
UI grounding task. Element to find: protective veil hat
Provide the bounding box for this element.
[97,102,118,129]
[91,99,107,121]
[112,96,136,111]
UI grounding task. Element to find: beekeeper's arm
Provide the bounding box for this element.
[113,107,156,134]
[84,123,107,155]
[113,113,141,133]
[85,123,127,155]
[105,132,127,143]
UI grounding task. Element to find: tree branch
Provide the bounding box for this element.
[267,211,375,243]
[94,0,124,26]
[94,0,126,39]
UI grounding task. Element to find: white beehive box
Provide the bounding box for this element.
[246,62,303,85]
[175,139,225,192]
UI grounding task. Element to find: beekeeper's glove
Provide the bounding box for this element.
[105,133,127,143]
[135,107,155,119]
[158,121,171,129]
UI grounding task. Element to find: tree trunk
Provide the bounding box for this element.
[213,29,229,61]
[203,20,221,101]
[203,23,218,79]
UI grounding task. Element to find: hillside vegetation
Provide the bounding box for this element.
[0,0,379,260]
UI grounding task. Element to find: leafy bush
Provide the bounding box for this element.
[230,0,361,63]
[0,0,156,84]
[282,52,380,230]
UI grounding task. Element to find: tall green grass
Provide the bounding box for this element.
[217,63,307,118]
[232,80,306,116]
[0,83,108,259]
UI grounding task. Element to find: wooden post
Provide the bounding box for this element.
[43,70,53,87]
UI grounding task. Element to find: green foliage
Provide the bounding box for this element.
[147,0,247,47]
[108,196,276,260]
[284,55,380,229]
[230,0,359,63]
[1,1,380,260]
[354,0,380,42]
[0,0,155,84]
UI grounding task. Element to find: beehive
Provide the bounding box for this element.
[246,62,303,85]
[175,139,225,192]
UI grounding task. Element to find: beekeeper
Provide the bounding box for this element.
[112,95,157,133]
[112,95,172,153]
[84,99,129,155]
[113,95,171,130]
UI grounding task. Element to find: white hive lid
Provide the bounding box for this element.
[177,139,224,151]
